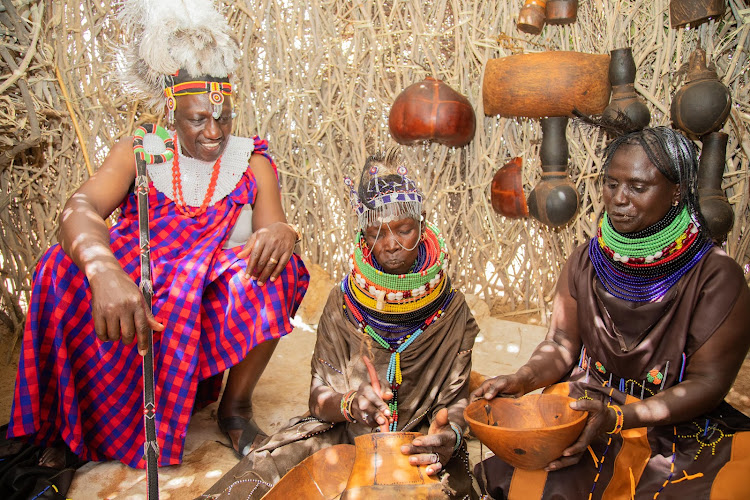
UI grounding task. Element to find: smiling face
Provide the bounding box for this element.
[603,144,680,234]
[363,216,423,275]
[173,93,233,162]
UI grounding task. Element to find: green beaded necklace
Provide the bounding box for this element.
[601,207,691,258]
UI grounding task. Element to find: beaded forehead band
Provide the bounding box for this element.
[345,161,423,230]
[164,72,233,122]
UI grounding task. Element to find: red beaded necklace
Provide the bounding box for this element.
[171,135,222,217]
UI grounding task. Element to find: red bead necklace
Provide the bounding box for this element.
[171,135,222,217]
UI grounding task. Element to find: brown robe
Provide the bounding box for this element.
[203,286,480,499]
[480,244,750,500]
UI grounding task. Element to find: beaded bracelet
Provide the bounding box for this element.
[449,422,463,454]
[606,404,624,434]
[340,390,356,423]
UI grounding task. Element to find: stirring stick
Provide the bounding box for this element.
[362,355,390,432]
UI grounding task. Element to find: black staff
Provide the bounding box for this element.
[132,123,175,500]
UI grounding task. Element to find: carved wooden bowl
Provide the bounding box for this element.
[464,393,588,470]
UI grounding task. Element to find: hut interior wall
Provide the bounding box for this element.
[1,0,748,345]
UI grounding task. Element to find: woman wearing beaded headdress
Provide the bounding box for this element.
[203,149,479,499]
[474,126,750,499]
[7,0,309,471]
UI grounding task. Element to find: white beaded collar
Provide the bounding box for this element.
[143,132,255,207]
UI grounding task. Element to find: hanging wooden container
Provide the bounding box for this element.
[546,0,578,25]
[527,117,580,228]
[698,132,733,242]
[518,0,546,35]
[602,47,650,131]
[491,157,528,218]
[389,77,476,148]
[670,48,731,139]
[483,52,610,118]
[340,432,448,499]
[670,0,726,28]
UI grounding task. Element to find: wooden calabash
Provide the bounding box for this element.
[602,47,650,131]
[483,52,610,118]
[546,0,578,25]
[698,132,733,243]
[340,432,448,499]
[389,77,476,148]
[670,48,731,139]
[527,117,580,228]
[464,394,588,470]
[491,157,528,218]
[263,444,356,499]
[670,0,725,28]
[517,0,546,35]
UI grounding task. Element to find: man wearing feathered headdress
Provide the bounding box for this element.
[7,0,309,471]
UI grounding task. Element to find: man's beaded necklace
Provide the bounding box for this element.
[590,206,713,302]
[171,136,222,217]
[342,224,454,431]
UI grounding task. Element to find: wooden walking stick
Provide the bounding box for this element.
[132,124,175,500]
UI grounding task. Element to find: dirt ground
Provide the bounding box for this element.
[0,266,748,498]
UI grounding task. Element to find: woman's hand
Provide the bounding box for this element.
[544,398,614,472]
[88,268,165,355]
[237,221,297,286]
[470,372,527,402]
[400,408,455,476]
[351,379,393,429]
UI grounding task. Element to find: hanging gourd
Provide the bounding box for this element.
[670,48,731,139]
[546,0,578,25]
[527,117,580,228]
[602,47,650,131]
[670,0,726,28]
[483,51,610,118]
[491,157,528,219]
[518,0,546,34]
[697,132,733,243]
[388,77,476,148]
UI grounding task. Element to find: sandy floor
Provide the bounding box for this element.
[0,265,748,499]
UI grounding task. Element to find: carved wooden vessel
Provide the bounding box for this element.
[603,47,650,131]
[546,0,578,25]
[483,52,610,118]
[491,157,528,218]
[670,48,731,138]
[517,0,546,35]
[464,394,588,470]
[670,0,725,28]
[389,77,476,148]
[340,432,448,499]
[698,132,733,242]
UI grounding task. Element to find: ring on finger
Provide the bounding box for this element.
[361,412,369,423]
[430,453,440,464]
[268,257,279,265]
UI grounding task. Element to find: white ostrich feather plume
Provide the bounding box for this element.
[117,0,239,108]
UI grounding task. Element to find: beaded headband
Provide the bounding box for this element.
[345,157,423,230]
[164,72,233,122]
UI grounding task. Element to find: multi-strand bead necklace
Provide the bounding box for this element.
[171,136,223,217]
[589,206,713,302]
[342,224,454,431]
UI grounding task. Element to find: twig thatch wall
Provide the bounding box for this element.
[1,0,749,344]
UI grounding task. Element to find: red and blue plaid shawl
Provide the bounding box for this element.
[8,137,309,468]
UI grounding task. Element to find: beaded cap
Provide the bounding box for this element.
[345,150,423,230]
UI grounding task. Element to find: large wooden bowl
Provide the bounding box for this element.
[464,393,588,470]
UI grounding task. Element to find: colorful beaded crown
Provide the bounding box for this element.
[164,71,233,123]
[345,153,423,230]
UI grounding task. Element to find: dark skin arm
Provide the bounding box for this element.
[58,138,164,355]
[236,153,298,286]
[473,259,750,472]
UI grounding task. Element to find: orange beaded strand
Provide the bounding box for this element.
[171,135,222,217]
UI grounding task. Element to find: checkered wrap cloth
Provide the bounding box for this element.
[8,137,309,468]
